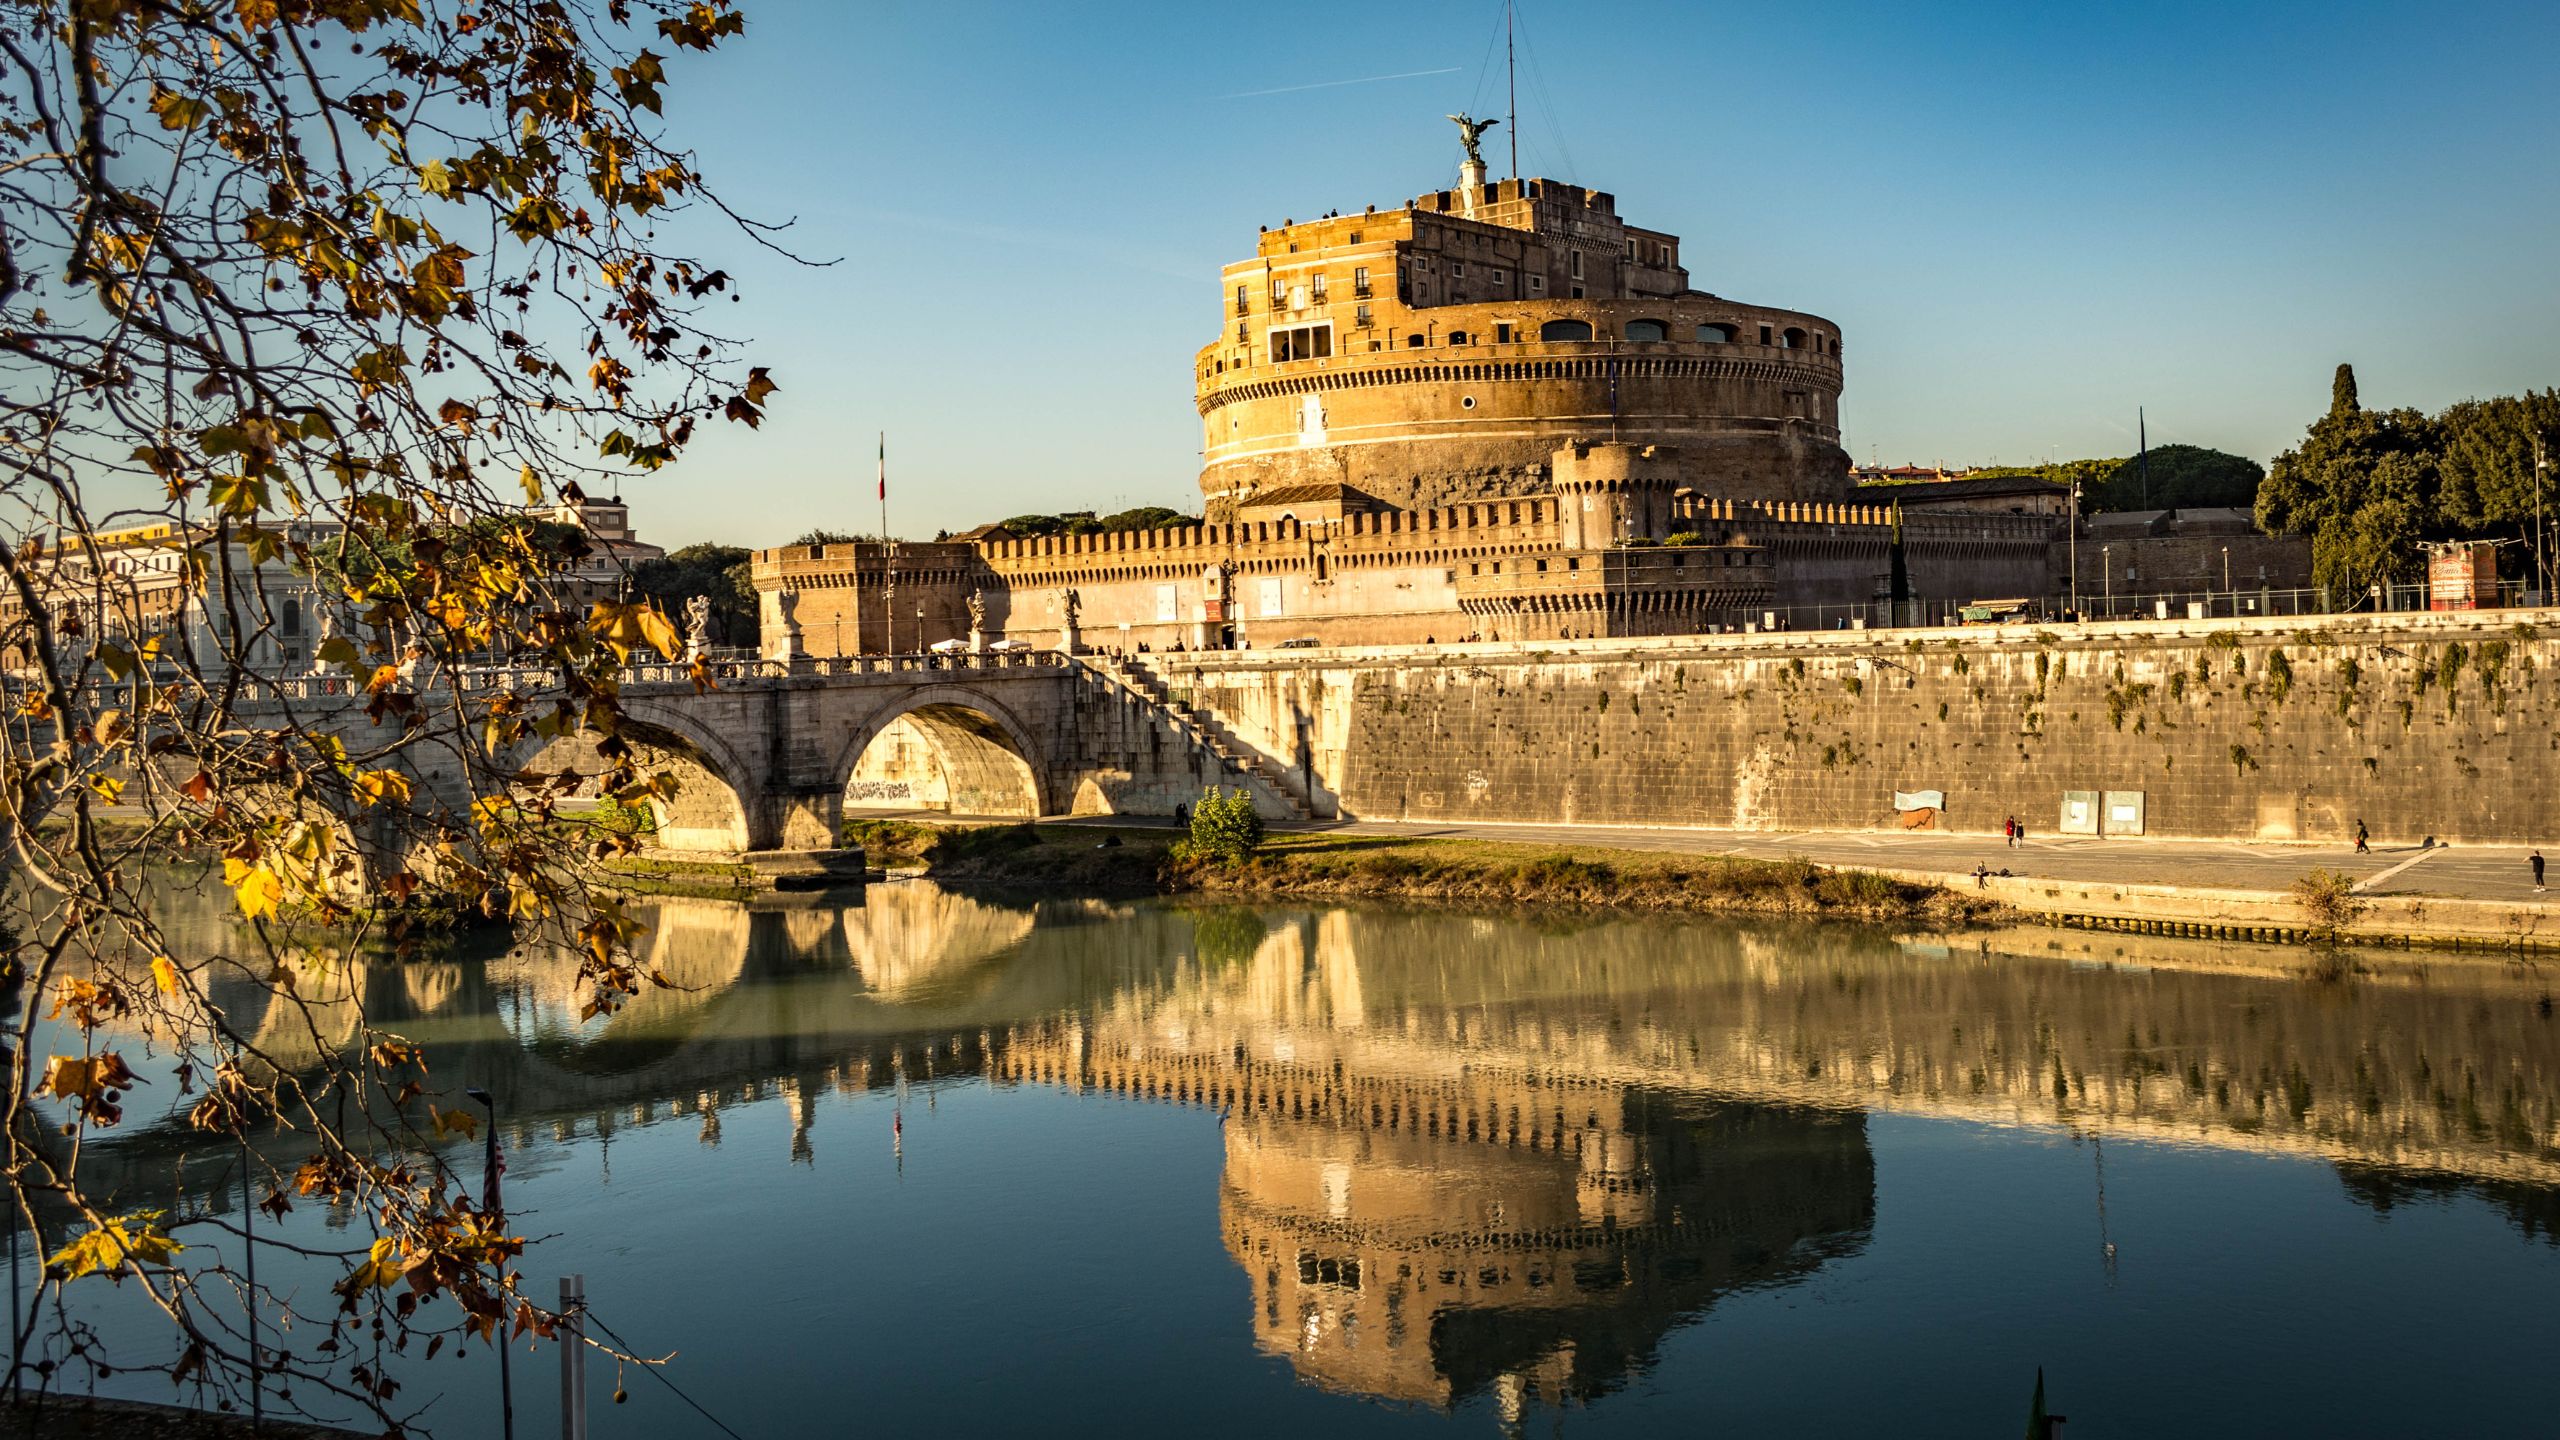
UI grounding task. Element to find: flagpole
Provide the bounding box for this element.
[877,432,892,654]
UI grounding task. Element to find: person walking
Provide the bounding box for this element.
[2005,816,2017,849]
[2354,819,2370,854]
[2534,849,2546,893]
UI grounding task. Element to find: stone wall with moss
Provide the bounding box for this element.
[1143,610,2560,844]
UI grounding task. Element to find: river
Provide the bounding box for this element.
[31,877,2560,1436]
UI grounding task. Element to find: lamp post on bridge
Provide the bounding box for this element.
[2101,545,2111,614]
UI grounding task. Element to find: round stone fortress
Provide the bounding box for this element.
[1195,171,1849,520]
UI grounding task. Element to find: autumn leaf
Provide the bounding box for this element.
[50,1212,184,1283]
[340,1238,402,1296]
[353,770,414,809]
[430,1105,479,1141]
[150,956,180,996]
[229,865,284,921]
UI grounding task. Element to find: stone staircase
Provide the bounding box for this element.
[1081,656,1319,820]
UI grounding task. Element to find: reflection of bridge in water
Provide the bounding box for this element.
[85,889,2560,1406]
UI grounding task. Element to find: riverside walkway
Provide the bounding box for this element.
[1012,813,2560,947]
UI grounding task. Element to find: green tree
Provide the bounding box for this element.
[633,543,758,645]
[2435,390,2560,532]
[2257,365,2443,599]
[2092,444,2264,513]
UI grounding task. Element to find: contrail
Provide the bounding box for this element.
[1221,67,1460,100]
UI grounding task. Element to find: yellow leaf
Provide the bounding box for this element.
[430,1105,479,1141]
[50,1212,184,1282]
[343,1237,402,1293]
[353,769,414,809]
[232,867,284,922]
[635,607,682,661]
[520,465,542,504]
[587,601,647,662]
[88,776,125,804]
[150,956,179,996]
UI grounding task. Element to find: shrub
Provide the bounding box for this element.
[1183,787,1266,865]
[593,794,657,835]
[2291,868,2369,938]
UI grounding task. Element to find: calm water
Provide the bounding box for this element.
[40,880,2560,1436]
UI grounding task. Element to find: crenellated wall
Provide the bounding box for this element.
[1136,609,2560,843]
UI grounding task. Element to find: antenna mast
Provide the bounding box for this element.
[1505,3,1518,179]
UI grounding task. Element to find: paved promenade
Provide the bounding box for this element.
[1019,813,2560,911]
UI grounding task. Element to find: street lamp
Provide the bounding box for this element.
[2102,545,2111,612]
[465,1087,512,1440]
[2067,483,2081,620]
[2535,433,2549,600]
[2221,545,2230,595]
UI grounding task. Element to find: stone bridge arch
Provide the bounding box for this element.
[833,683,1051,819]
[469,707,766,855]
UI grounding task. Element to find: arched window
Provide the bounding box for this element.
[1539,319,1593,342]
[1406,333,1427,348]
[1447,330,1469,346]
[1624,319,1667,343]
[1781,327,1807,349]
[1697,323,1735,343]
[281,596,302,637]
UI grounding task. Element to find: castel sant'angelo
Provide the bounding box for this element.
[753,124,2050,655]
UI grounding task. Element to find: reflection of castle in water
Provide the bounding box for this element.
[93,884,2560,1404]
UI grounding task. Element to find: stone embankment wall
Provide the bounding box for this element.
[1144,609,2560,844]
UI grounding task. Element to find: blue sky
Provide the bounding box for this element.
[637,0,2560,546]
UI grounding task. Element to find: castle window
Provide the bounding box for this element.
[1355,303,1373,328]
[1624,319,1667,343]
[1492,268,1508,286]
[1539,319,1593,342]
[1271,277,1287,303]
[1450,262,1464,279]
[1569,286,1584,299]
[1311,273,1328,300]
[1448,331,1469,346]
[1697,323,1736,343]
[1528,274,1544,292]
[1568,250,1583,280]
[1348,230,1362,244]
[1495,323,1514,344]
[1407,333,1427,348]
[1268,323,1333,363]
[1782,327,1806,349]
[281,596,303,637]
[1759,324,1773,344]
[1353,266,1371,296]
[1236,320,1247,344]
[1536,559,1548,572]
[1460,395,1477,409]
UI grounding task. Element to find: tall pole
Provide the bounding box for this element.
[469,1088,512,1440]
[2535,432,2548,600]
[243,1137,260,1428]
[559,1275,587,1440]
[2138,407,2149,510]
[2068,483,2080,620]
[1505,3,1518,181]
